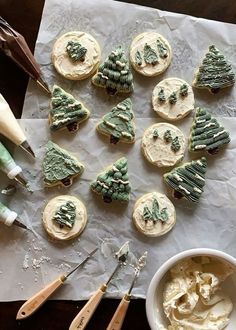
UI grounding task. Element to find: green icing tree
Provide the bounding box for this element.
[143,44,158,65]
[92,46,133,95]
[91,157,131,203]
[97,98,135,144]
[66,41,87,62]
[193,45,235,93]
[164,157,207,203]
[49,85,89,132]
[52,201,76,228]
[189,107,230,154]
[143,199,168,223]
[43,141,84,187]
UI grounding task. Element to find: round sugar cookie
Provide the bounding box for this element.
[130,31,172,76]
[52,31,101,80]
[133,192,176,237]
[43,195,87,240]
[152,78,194,121]
[142,123,186,167]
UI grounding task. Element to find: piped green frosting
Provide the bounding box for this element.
[156,39,168,58]
[53,201,76,228]
[143,44,158,65]
[49,85,89,131]
[164,130,172,143]
[164,157,207,203]
[169,92,177,104]
[189,107,230,154]
[135,50,142,66]
[92,46,133,95]
[158,88,166,102]
[66,41,87,62]
[142,198,168,223]
[91,157,131,203]
[194,45,235,92]
[180,84,188,96]
[171,137,181,152]
[97,98,135,144]
[43,141,84,186]
[153,129,159,139]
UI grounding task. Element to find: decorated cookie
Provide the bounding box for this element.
[189,107,230,155]
[52,31,101,80]
[97,98,135,144]
[43,141,84,188]
[193,45,235,93]
[43,195,87,240]
[142,123,186,167]
[133,192,176,237]
[91,157,131,203]
[92,46,133,95]
[130,32,172,76]
[49,85,90,132]
[164,157,207,203]
[152,78,194,121]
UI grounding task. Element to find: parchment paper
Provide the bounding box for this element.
[1,0,236,301]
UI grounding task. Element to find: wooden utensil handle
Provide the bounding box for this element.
[106,294,131,330]
[69,284,107,330]
[16,275,65,320]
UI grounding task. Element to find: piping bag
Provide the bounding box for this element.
[0,141,28,187]
[0,94,35,157]
[0,16,50,94]
[0,201,28,229]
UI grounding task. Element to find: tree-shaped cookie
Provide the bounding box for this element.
[189,107,230,155]
[43,141,84,187]
[164,157,207,203]
[92,46,133,95]
[91,157,131,203]
[97,98,135,144]
[49,85,90,132]
[193,45,235,93]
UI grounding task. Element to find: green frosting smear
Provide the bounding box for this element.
[66,41,87,62]
[164,130,172,143]
[143,198,168,223]
[153,129,159,139]
[143,43,159,65]
[53,201,76,228]
[169,91,177,104]
[158,88,166,102]
[194,45,235,92]
[92,46,133,95]
[156,39,168,58]
[189,107,230,153]
[0,142,13,172]
[97,98,135,144]
[43,141,84,185]
[164,157,207,203]
[135,50,142,66]
[91,157,131,203]
[180,84,188,96]
[171,136,181,152]
[50,85,89,131]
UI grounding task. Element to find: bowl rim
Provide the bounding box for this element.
[146,248,236,330]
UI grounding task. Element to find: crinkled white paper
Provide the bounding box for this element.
[1,0,236,301]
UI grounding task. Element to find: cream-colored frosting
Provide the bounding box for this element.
[152,78,194,121]
[142,123,186,167]
[43,195,87,240]
[133,192,176,237]
[52,31,101,80]
[130,32,172,76]
[163,257,234,330]
[0,94,26,145]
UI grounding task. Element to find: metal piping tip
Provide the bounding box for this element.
[13,218,28,230]
[36,77,51,95]
[14,174,28,187]
[20,140,35,158]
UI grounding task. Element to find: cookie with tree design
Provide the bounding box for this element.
[193,45,235,93]
[164,157,207,203]
[133,192,176,237]
[91,157,131,203]
[189,107,230,155]
[49,85,90,133]
[92,46,133,95]
[97,98,135,144]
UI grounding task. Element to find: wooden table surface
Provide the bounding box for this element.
[0,1,235,329]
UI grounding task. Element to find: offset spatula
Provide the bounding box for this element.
[16,248,98,320]
[69,241,130,330]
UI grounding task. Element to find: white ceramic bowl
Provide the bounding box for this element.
[146,248,236,330]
